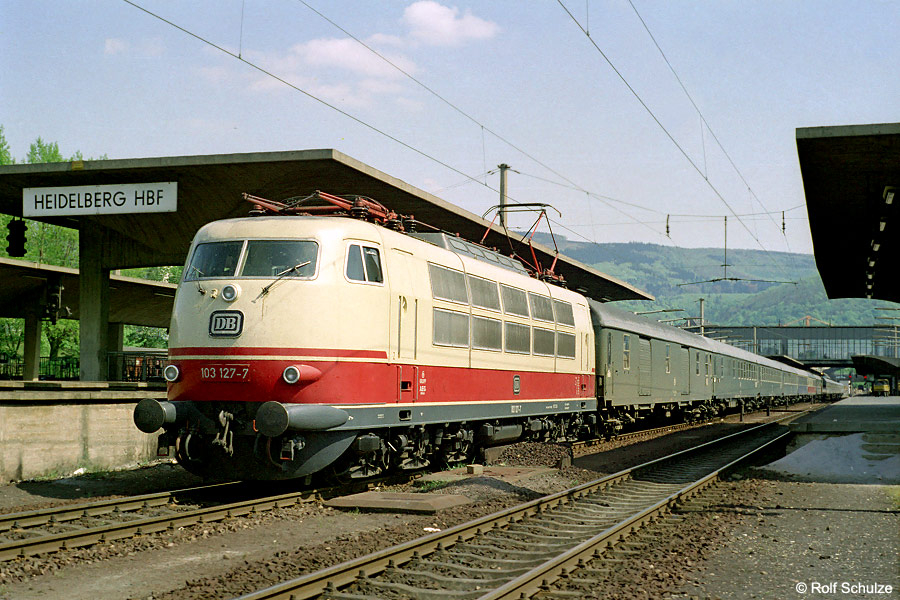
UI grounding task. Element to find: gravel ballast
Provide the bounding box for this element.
[2,405,894,600]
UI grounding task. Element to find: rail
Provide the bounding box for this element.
[0,475,413,562]
[233,414,801,600]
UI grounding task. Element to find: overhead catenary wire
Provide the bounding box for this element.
[121,0,496,196]
[625,0,792,248]
[555,1,791,270]
[293,0,672,242]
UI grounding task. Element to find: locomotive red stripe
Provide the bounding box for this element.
[168,347,388,359]
[167,358,594,405]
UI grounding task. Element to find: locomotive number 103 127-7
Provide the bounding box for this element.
[199,364,251,382]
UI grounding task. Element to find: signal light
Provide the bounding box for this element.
[6,219,26,257]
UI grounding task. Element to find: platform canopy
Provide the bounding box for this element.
[0,257,174,328]
[851,355,900,379]
[797,123,900,303]
[0,149,651,303]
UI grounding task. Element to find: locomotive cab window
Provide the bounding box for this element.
[346,244,383,284]
[185,241,244,280]
[243,240,318,278]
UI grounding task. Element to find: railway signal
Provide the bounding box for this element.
[5,219,26,257]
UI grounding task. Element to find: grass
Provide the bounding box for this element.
[416,480,450,493]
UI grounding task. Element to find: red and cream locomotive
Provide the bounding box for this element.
[135,192,596,480]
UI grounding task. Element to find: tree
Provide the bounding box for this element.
[26,137,65,163]
[45,321,79,360]
[0,126,13,165]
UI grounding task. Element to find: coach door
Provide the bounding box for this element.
[638,338,652,396]
[679,346,691,395]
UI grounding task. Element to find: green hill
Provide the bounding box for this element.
[527,234,888,326]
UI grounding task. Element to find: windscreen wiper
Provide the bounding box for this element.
[256,261,311,299]
[189,266,206,295]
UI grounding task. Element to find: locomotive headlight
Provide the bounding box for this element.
[283,365,301,384]
[221,284,241,302]
[163,364,181,382]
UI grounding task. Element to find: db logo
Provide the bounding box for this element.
[209,310,243,337]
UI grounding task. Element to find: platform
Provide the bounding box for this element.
[788,395,900,433]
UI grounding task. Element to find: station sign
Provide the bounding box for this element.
[23,182,177,217]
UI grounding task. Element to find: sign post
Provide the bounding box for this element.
[23,182,177,217]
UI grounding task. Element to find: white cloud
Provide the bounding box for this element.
[104,37,165,58]
[402,1,499,46]
[215,3,496,108]
[104,38,128,55]
[296,37,417,79]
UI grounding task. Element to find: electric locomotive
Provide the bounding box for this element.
[135,192,597,480]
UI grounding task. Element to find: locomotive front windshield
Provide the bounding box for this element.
[184,240,318,280]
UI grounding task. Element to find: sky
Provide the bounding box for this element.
[1,0,897,257]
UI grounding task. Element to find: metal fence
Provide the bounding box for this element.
[0,351,168,382]
[107,351,167,382]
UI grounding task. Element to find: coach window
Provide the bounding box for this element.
[623,335,631,370]
[505,322,531,354]
[528,292,555,322]
[534,327,556,357]
[556,332,576,359]
[433,308,469,348]
[472,316,502,351]
[468,275,501,311]
[346,244,383,283]
[501,284,529,317]
[665,344,671,374]
[553,299,575,326]
[429,264,468,304]
[695,351,700,375]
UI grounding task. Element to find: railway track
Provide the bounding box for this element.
[569,421,697,456]
[0,476,408,562]
[569,401,821,457]
[233,414,800,600]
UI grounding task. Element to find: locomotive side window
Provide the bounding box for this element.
[500,284,529,317]
[429,264,468,304]
[433,308,469,347]
[346,244,383,283]
[505,322,531,354]
[553,300,575,326]
[185,241,244,280]
[472,316,502,351]
[556,332,576,358]
[533,327,556,356]
[528,293,554,322]
[243,240,318,278]
[468,275,501,311]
